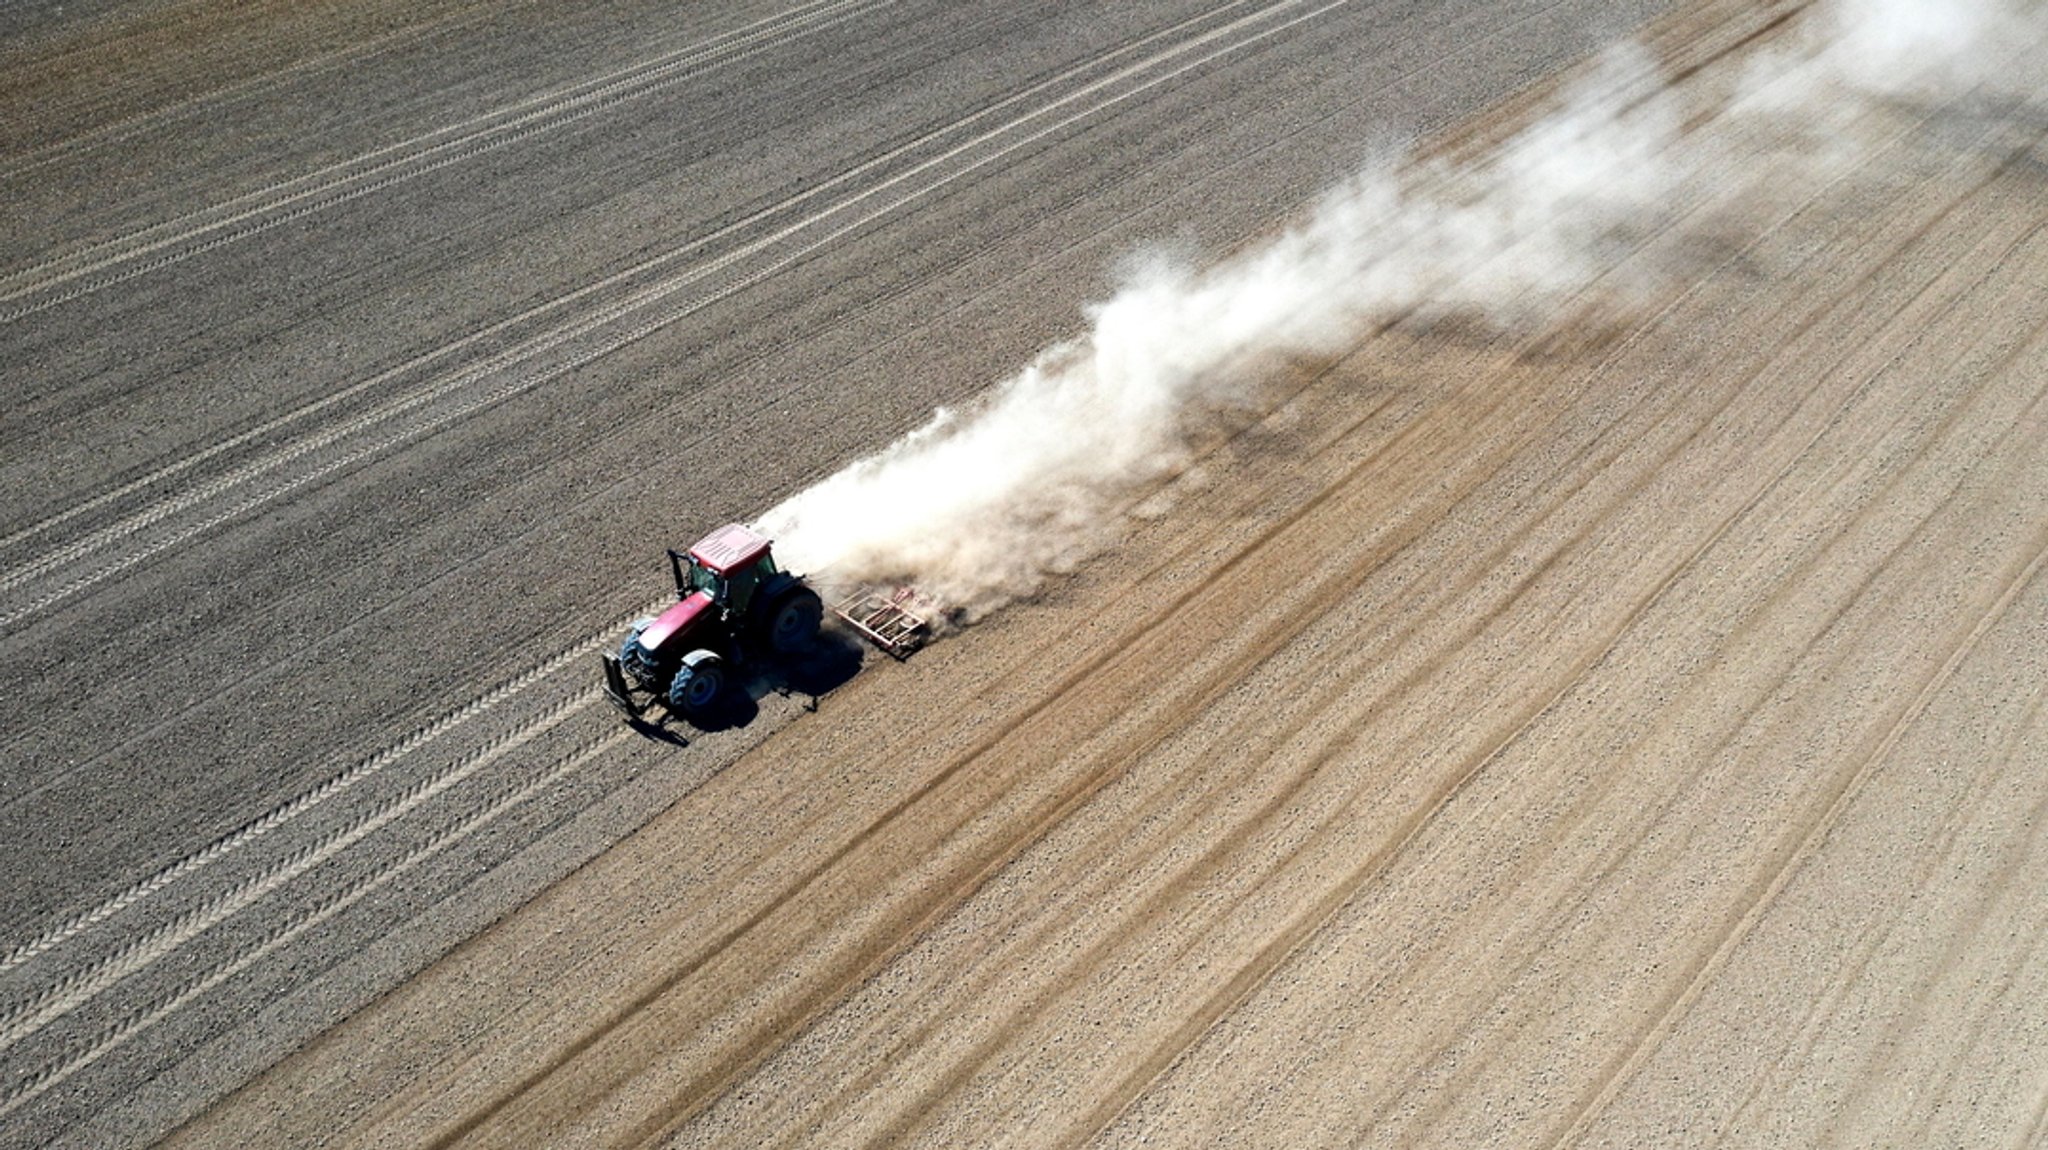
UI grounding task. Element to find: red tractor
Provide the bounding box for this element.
[601,523,824,719]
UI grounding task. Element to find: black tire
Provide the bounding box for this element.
[617,618,659,686]
[666,651,725,714]
[618,618,651,662]
[758,585,823,655]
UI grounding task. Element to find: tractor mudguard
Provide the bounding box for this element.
[758,569,804,604]
[667,648,727,713]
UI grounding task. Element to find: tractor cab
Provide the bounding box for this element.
[670,523,778,618]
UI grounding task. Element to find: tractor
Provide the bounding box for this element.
[601,523,824,719]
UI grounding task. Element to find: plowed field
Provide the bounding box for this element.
[7,0,2046,1146]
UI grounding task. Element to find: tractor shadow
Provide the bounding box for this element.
[636,627,869,739]
[625,714,693,745]
[684,690,759,733]
[632,687,757,739]
[744,626,869,711]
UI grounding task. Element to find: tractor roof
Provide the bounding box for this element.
[688,522,772,576]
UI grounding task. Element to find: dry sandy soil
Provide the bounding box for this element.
[5,0,2047,1146]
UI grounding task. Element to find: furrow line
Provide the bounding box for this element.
[0,0,1278,562]
[0,682,601,1054]
[0,0,891,312]
[1073,44,2031,1129]
[1062,298,1916,1147]
[1534,371,2048,1150]
[1370,222,2048,1143]
[0,725,634,1121]
[0,0,515,184]
[0,0,1337,630]
[1723,686,2045,1143]
[1550,547,2048,1148]
[0,621,631,977]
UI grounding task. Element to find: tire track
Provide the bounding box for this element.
[0,724,638,1124]
[0,0,1266,565]
[0,575,705,1125]
[0,0,1339,633]
[0,628,615,978]
[0,0,527,183]
[0,0,895,318]
[0,603,669,1066]
[0,679,599,1055]
[1065,211,2022,1150]
[0,583,679,1030]
[510,12,1865,1135]
[838,132,1913,1142]
[1720,687,2045,1143]
[1539,504,2048,1150]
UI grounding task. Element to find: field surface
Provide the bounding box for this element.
[4,0,2046,1146]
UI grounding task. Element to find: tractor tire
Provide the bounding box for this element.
[618,617,651,660]
[617,618,658,685]
[758,585,823,655]
[667,650,725,715]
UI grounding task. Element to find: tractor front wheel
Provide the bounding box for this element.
[667,651,726,715]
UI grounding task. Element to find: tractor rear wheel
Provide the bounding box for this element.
[667,651,725,715]
[759,585,823,654]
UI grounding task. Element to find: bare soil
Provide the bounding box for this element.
[157,2,2048,1148]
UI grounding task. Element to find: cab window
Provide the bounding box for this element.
[687,561,723,597]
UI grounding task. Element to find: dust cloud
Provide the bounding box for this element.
[760,0,2038,615]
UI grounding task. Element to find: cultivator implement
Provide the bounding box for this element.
[831,584,936,658]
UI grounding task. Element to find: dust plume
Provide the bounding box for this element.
[761,0,2040,616]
